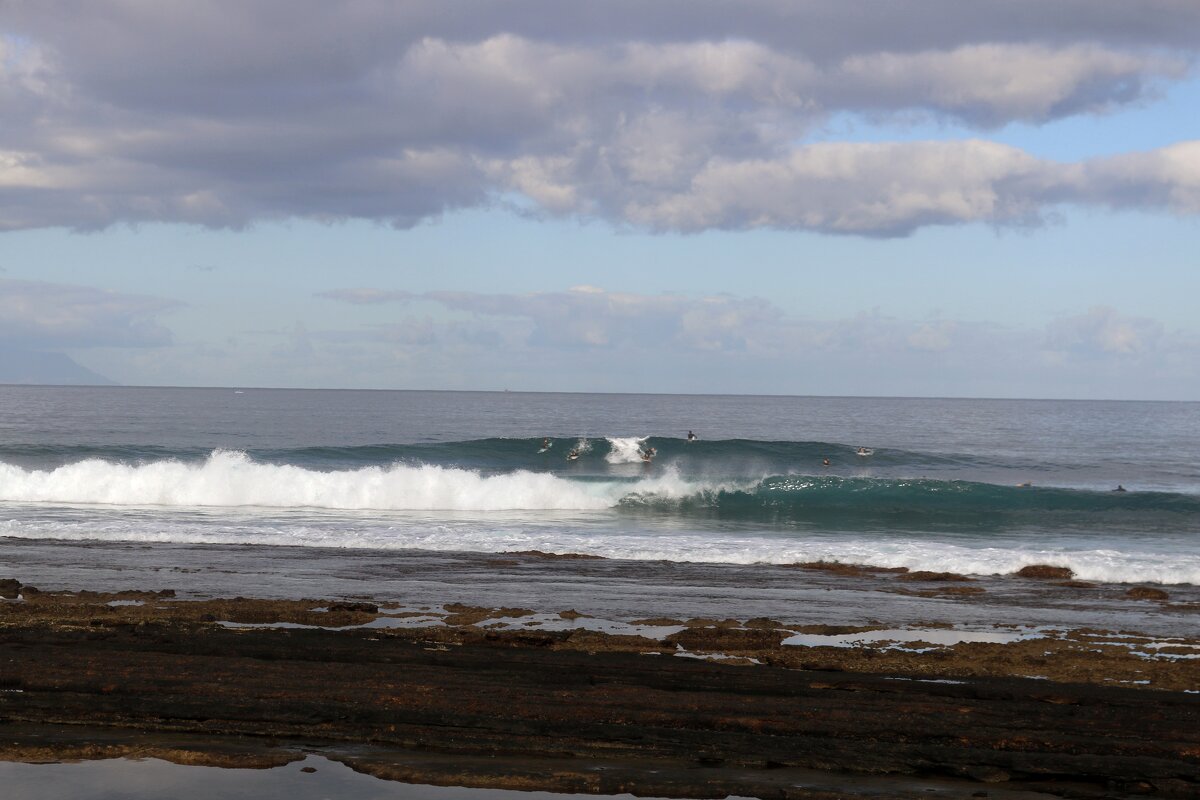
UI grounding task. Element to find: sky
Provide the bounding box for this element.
[1,1,1198,399]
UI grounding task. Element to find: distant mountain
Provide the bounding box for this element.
[0,349,116,386]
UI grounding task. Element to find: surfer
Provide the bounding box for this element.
[539,437,551,453]
[1113,485,1127,492]
[687,431,696,442]
[822,458,830,467]
[856,447,871,456]
[567,449,579,461]
[640,446,656,462]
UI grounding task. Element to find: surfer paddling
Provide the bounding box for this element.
[687,431,697,442]
[567,449,580,461]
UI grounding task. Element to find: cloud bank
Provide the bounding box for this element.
[320,286,1193,374]
[0,279,179,348]
[2,1,1198,235]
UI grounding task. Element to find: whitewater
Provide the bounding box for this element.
[0,387,1196,586]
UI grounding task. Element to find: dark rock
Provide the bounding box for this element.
[1125,587,1169,601]
[0,579,21,599]
[329,602,379,614]
[506,550,605,560]
[2,590,1197,798]
[1015,565,1074,580]
[745,617,784,629]
[965,766,1010,783]
[900,571,972,582]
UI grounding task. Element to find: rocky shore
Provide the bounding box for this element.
[1,576,1198,799]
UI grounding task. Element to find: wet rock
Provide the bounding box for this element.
[788,562,908,577]
[667,627,787,652]
[790,561,868,577]
[910,585,985,597]
[444,605,535,626]
[0,579,21,599]
[2,588,1199,798]
[900,571,972,582]
[965,766,1010,783]
[329,602,379,614]
[506,550,605,560]
[1015,565,1074,580]
[1125,586,1169,601]
[745,617,784,630]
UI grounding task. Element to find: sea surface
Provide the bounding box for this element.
[0,386,1197,585]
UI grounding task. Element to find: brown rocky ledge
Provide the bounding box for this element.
[1,588,1198,799]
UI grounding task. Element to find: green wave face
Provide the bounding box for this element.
[617,474,1200,532]
[0,437,1194,535]
[0,437,978,470]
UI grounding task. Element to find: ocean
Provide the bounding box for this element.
[0,386,1197,586]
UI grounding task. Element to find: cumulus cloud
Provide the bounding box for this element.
[0,2,1197,234]
[322,286,790,351]
[311,286,1200,397]
[320,286,1010,362]
[1044,306,1164,356]
[0,279,180,347]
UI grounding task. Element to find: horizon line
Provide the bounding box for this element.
[0,382,1193,404]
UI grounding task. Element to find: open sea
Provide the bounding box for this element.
[0,386,1197,586]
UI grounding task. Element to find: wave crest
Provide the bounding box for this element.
[0,450,620,511]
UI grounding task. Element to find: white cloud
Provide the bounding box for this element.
[834,44,1183,125]
[0,4,1196,234]
[1045,306,1163,356]
[0,279,180,348]
[907,321,957,352]
[321,287,1192,369]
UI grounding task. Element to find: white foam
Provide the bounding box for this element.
[605,436,649,464]
[0,450,629,511]
[1,452,1197,585]
[2,510,1198,585]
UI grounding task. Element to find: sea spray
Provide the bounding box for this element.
[604,436,650,464]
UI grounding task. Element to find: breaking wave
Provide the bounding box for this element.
[2,449,1196,584]
[1,449,1196,524]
